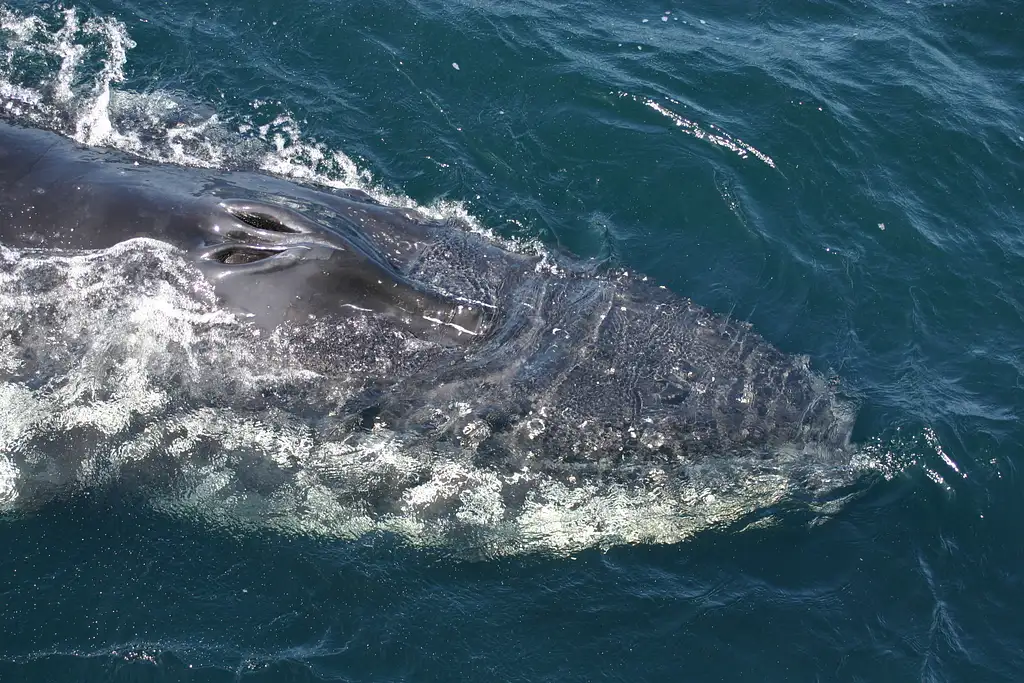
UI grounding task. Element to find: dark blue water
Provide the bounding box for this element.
[0,0,1022,680]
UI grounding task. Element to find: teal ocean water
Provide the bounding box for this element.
[0,0,1022,680]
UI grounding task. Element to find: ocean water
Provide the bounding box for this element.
[0,0,1022,680]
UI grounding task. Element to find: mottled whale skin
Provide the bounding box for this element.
[0,121,858,529]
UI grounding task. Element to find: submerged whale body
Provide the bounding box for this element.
[0,121,860,554]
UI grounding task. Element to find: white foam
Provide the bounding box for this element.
[0,454,18,507]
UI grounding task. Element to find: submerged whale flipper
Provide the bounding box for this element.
[0,120,861,553]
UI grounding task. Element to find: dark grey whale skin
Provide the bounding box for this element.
[0,121,484,341]
[0,120,858,501]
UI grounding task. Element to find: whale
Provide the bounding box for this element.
[0,120,860,553]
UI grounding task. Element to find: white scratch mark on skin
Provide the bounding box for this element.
[453,295,496,310]
[422,315,479,336]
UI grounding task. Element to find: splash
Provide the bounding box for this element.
[620,91,777,169]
